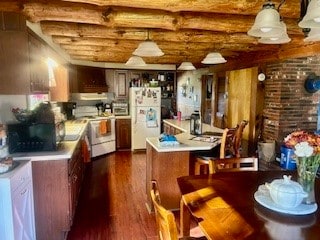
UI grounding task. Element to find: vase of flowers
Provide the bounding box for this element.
[284,130,320,204]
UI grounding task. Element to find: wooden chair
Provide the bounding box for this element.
[194,126,238,175]
[194,120,249,175]
[150,180,206,240]
[232,120,248,157]
[208,157,258,174]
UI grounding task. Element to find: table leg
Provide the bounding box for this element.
[180,197,191,237]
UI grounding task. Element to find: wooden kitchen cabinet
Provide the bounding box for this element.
[28,30,49,93]
[114,70,129,99]
[116,118,131,149]
[71,65,108,93]
[163,122,182,135]
[0,12,30,94]
[32,140,85,240]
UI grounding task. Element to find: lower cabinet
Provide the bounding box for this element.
[116,118,131,150]
[0,161,35,240]
[163,122,182,135]
[32,141,85,240]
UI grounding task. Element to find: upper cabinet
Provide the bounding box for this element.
[0,12,30,94]
[69,65,108,93]
[0,12,49,94]
[28,31,49,93]
[114,70,129,99]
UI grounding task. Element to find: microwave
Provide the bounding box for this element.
[112,102,129,116]
[7,122,61,153]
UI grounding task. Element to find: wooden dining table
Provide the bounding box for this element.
[177,171,320,240]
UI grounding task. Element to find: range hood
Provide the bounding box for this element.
[72,92,108,101]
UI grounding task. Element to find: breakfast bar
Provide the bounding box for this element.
[146,119,223,210]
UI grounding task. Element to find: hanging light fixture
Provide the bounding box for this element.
[201,52,226,64]
[177,61,196,71]
[247,0,286,38]
[125,56,147,66]
[299,0,320,28]
[304,28,320,42]
[258,21,291,44]
[133,30,164,57]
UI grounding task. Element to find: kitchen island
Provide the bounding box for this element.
[9,120,89,240]
[146,119,223,210]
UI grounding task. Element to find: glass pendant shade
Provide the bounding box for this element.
[125,56,147,66]
[299,0,320,28]
[132,40,164,57]
[201,52,226,64]
[258,22,291,44]
[177,62,196,70]
[304,28,320,42]
[247,3,284,38]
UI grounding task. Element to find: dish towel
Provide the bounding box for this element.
[82,136,91,163]
[99,120,107,135]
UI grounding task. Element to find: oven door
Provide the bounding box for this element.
[89,119,115,145]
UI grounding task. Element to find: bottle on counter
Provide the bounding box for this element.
[177,109,181,121]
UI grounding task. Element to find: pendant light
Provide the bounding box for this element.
[299,0,320,28]
[177,61,196,71]
[133,30,164,57]
[125,56,147,66]
[247,1,286,38]
[304,28,320,42]
[258,21,291,44]
[201,52,226,64]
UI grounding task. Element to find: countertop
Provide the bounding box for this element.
[0,160,31,179]
[9,120,89,161]
[147,120,224,152]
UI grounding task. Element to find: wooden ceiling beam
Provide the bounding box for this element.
[23,2,302,33]
[62,0,300,18]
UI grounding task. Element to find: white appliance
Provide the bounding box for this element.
[73,105,116,157]
[0,161,35,240]
[89,118,116,157]
[130,87,161,150]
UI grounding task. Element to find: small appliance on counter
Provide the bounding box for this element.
[7,122,57,153]
[59,102,76,120]
[7,102,66,153]
[190,111,202,135]
[112,102,129,116]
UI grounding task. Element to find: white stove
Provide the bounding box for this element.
[75,106,116,158]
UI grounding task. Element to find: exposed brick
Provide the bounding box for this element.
[262,56,320,154]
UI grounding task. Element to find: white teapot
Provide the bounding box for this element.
[266,175,307,209]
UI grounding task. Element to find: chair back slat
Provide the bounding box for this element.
[209,157,258,174]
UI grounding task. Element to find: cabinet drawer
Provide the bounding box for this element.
[10,161,32,193]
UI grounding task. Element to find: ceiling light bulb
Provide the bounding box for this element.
[261,27,272,33]
[177,62,196,71]
[201,52,227,64]
[298,0,320,28]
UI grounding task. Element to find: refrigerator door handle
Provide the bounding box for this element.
[135,107,137,124]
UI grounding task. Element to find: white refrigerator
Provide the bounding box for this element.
[130,87,161,150]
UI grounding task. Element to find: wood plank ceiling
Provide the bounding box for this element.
[2,0,320,69]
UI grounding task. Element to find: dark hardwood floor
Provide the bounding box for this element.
[67,151,158,240]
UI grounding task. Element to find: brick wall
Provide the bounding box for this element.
[263,56,320,153]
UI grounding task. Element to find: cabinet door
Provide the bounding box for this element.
[114,70,129,99]
[77,65,108,93]
[116,119,131,149]
[12,181,35,240]
[0,30,30,94]
[28,32,49,93]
